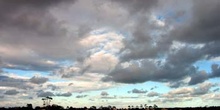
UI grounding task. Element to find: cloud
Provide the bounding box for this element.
[192,82,214,95]
[170,0,220,43]
[47,84,59,91]
[56,92,72,97]
[30,76,48,84]
[112,0,158,14]
[0,0,220,107]
[163,82,215,100]
[37,91,54,97]
[210,64,220,78]
[147,91,159,97]
[131,89,148,94]
[4,89,19,95]
[0,75,32,90]
[99,0,220,86]
[76,95,88,98]
[189,71,208,85]
[0,0,80,72]
[101,91,109,96]
[168,81,187,88]
[213,88,220,92]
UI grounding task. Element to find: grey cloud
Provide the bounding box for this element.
[57,92,72,97]
[0,75,32,90]
[150,86,157,90]
[213,88,219,92]
[103,60,157,83]
[47,84,59,91]
[147,91,159,97]
[0,0,220,92]
[30,76,48,84]
[210,64,220,78]
[76,95,88,98]
[168,81,187,88]
[28,97,33,99]
[37,91,54,97]
[0,0,82,72]
[164,82,214,100]
[104,47,201,84]
[170,0,220,43]
[119,96,139,99]
[101,96,117,99]
[68,83,74,86]
[162,98,192,103]
[112,0,158,14]
[101,91,109,96]
[5,89,19,95]
[132,89,148,94]
[104,0,220,85]
[192,82,213,95]
[189,71,208,85]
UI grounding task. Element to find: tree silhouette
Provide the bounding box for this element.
[46,96,53,105]
[153,104,158,109]
[144,104,148,109]
[42,96,53,107]
[42,98,47,106]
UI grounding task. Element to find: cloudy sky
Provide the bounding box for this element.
[0,0,220,108]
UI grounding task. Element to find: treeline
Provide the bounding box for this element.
[0,105,220,110]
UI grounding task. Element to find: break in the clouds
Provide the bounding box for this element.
[0,0,220,108]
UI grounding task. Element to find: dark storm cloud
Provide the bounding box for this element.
[30,76,48,84]
[4,89,19,95]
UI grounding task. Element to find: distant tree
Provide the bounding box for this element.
[144,104,148,109]
[46,96,53,105]
[42,98,47,106]
[140,104,143,109]
[153,104,158,109]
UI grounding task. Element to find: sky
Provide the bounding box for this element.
[0,0,220,108]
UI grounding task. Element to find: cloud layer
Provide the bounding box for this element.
[0,0,220,107]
